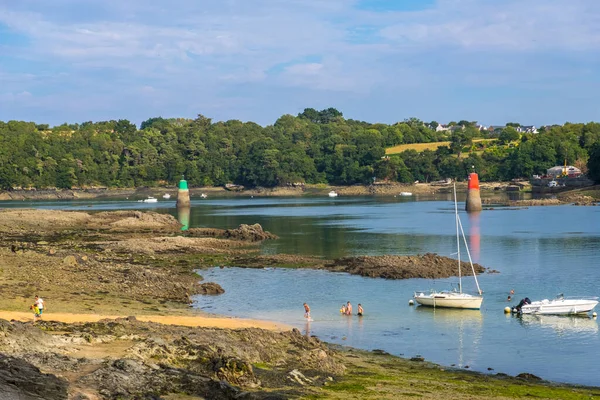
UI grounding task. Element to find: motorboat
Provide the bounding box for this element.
[399,192,413,196]
[328,191,338,197]
[414,183,483,310]
[200,193,208,199]
[162,193,171,199]
[138,196,158,203]
[512,294,598,315]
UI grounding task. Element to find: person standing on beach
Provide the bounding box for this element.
[34,295,45,318]
[345,301,352,315]
[303,303,311,320]
[357,304,364,316]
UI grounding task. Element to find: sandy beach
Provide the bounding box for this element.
[0,311,291,332]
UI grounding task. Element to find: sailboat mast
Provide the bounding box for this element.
[454,183,462,293]
[457,216,483,296]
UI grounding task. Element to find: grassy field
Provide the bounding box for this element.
[386,139,497,155]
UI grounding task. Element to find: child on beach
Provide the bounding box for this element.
[303,303,311,321]
[34,295,44,317]
[30,303,40,322]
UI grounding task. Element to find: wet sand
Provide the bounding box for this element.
[0,311,291,332]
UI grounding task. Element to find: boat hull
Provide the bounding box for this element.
[414,293,483,310]
[517,299,598,315]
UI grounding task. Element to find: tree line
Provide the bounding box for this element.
[1,108,600,190]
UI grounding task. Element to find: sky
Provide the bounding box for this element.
[1,0,600,127]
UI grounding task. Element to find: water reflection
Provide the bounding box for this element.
[177,206,191,231]
[467,212,481,263]
[516,315,598,336]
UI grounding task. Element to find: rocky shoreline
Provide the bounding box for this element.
[1,208,599,399]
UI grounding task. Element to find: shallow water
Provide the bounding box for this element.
[3,195,600,385]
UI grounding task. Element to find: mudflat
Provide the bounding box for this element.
[1,208,598,399]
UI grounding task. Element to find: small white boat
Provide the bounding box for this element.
[328,191,338,197]
[200,193,208,199]
[138,196,158,203]
[399,192,413,196]
[414,183,483,310]
[512,294,598,315]
[162,193,171,199]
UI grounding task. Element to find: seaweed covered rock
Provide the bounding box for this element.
[324,253,487,280]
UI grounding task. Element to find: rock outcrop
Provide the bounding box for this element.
[188,224,278,242]
[323,253,488,279]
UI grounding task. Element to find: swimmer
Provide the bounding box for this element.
[357,304,364,316]
[340,304,346,314]
[345,301,352,316]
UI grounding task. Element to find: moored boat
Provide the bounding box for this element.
[328,191,338,197]
[413,290,483,309]
[138,196,158,203]
[399,192,413,196]
[512,294,598,315]
[162,193,171,199]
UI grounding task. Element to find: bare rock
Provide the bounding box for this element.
[198,282,225,295]
[188,224,278,242]
[62,255,78,267]
[323,253,487,280]
[224,224,278,242]
[0,354,68,400]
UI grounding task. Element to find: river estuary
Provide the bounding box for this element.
[2,195,599,385]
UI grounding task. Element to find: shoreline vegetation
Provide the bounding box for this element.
[1,208,599,398]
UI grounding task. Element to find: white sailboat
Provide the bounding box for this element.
[414,184,483,310]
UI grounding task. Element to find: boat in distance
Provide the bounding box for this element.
[512,294,598,315]
[162,193,171,199]
[138,196,158,203]
[328,191,338,197]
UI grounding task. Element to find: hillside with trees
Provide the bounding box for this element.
[1,108,600,190]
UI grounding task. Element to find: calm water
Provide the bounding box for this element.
[2,195,600,385]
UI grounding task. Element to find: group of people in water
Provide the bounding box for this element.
[303,301,363,321]
[340,301,363,316]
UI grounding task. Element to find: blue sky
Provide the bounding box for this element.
[1,0,599,127]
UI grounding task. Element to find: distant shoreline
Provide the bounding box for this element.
[1,182,599,204]
[0,181,519,200]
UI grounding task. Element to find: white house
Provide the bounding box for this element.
[517,125,538,134]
